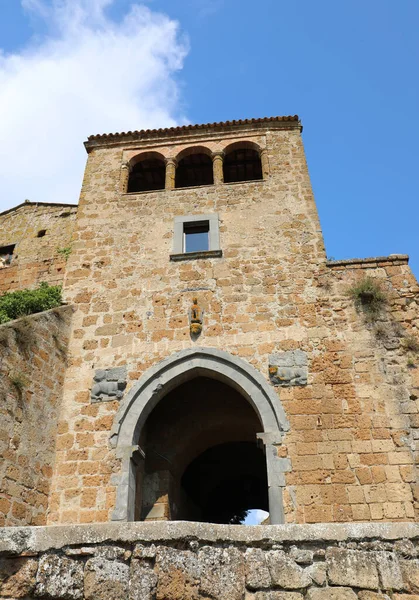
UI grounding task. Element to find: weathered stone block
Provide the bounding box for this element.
[0,557,37,598]
[288,546,314,564]
[305,588,357,600]
[306,562,327,586]
[245,547,271,590]
[376,551,404,591]
[265,550,311,589]
[326,548,379,589]
[358,593,391,600]
[400,559,419,592]
[132,543,157,559]
[199,546,245,600]
[35,554,83,599]
[129,559,158,600]
[94,545,130,560]
[84,557,129,600]
[254,593,304,600]
[155,547,200,600]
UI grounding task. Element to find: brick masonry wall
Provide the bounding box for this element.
[46,123,419,525]
[0,203,77,293]
[280,256,419,523]
[0,306,73,526]
[0,522,418,599]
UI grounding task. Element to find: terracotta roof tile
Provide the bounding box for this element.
[86,115,300,144]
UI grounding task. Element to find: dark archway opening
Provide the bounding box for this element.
[181,442,268,524]
[223,148,262,183]
[137,376,268,524]
[128,158,165,192]
[175,153,213,188]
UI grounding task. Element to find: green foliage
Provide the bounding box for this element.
[402,334,419,353]
[9,372,28,392]
[57,246,72,260]
[0,283,62,324]
[347,277,387,317]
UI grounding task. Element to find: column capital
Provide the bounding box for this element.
[211,151,225,161]
[165,157,177,167]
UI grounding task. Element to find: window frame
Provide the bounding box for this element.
[170,213,222,261]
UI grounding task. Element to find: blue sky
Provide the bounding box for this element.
[1,0,418,276]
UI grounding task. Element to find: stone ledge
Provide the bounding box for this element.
[170,249,223,261]
[1,522,418,555]
[326,254,409,268]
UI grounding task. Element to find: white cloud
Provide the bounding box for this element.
[0,0,188,211]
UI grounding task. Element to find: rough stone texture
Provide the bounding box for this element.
[376,551,404,590]
[0,306,72,526]
[400,559,419,592]
[358,593,391,600]
[0,201,77,294]
[0,557,37,598]
[0,522,418,600]
[36,553,83,599]
[155,547,200,600]
[266,550,312,589]
[326,548,379,589]
[84,557,129,600]
[129,560,157,600]
[199,546,245,600]
[254,593,304,600]
[246,547,271,590]
[306,562,327,586]
[305,589,357,600]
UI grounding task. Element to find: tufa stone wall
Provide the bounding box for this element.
[0,202,77,293]
[0,522,418,599]
[0,306,73,526]
[45,120,419,525]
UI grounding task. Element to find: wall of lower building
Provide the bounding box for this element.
[0,306,72,526]
[0,203,77,293]
[281,257,419,523]
[0,522,418,598]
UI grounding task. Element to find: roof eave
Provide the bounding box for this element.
[84,115,302,153]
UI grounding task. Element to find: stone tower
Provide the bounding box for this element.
[47,116,417,526]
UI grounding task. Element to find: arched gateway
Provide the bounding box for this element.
[110,348,290,524]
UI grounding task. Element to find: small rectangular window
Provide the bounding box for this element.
[0,244,15,268]
[171,213,222,261]
[184,221,209,253]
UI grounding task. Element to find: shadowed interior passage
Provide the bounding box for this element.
[137,376,268,523]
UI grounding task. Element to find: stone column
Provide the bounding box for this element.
[212,151,224,185]
[260,148,269,179]
[165,158,177,190]
[257,432,289,524]
[120,162,130,193]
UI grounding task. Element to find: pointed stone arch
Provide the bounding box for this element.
[110,347,290,524]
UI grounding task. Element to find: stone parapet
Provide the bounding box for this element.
[326,255,410,269]
[0,522,418,598]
